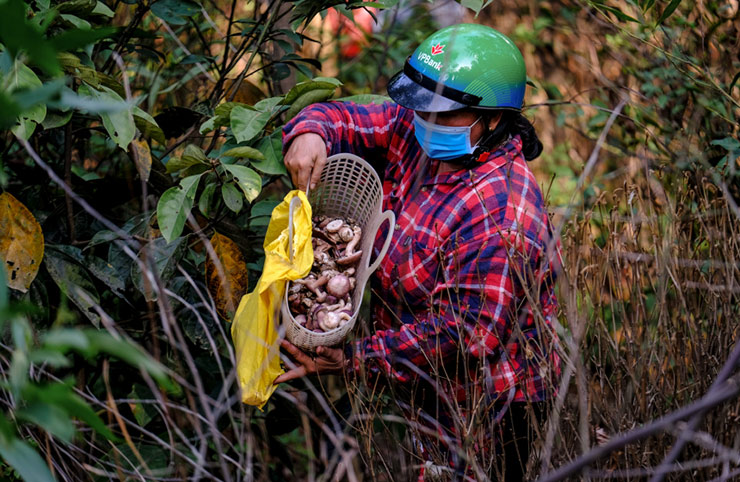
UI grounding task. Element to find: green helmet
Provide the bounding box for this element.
[387,23,526,112]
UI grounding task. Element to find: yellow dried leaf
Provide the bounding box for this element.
[0,192,44,292]
[130,138,152,182]
[205,232,248,320]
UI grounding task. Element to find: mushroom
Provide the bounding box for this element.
[316,309,352,332]
[294,275,328,302]
[325,219,344,233]
[289,215,363,328]
[345,226,362,255]
[336,251,362,266]
[337,226,362,265]
[326,274,352,298]
[314,239,332,265]
[317,216,331,229]
[338,226,354,242]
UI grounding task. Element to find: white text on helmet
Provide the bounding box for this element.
[417,52,442,71]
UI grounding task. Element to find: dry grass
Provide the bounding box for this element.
[3,0,739,480]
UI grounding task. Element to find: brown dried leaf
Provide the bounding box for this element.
[205,232,248,320]
[130,139,152,182]
[222,78,265,105]
[0,192,44,292]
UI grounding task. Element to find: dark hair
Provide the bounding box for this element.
[478,110,543,161]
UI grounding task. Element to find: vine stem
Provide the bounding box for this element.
[17,136,137,244]
[64,122,75,242]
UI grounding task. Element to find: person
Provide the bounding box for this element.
[274,23,561,480]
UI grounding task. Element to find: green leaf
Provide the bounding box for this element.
[92,1,115,16]
[215,101,250,120]
[48,245,120,298]
[222,164,261,202]
[0,90,22,130]
[17,401,76,442]
[0,0,60,76]
[6,61,44,94]
[254,96,284,113]
[131,237,186,302]
[6,61,47,139]
[23,381,117,441]
[656,0,681,24]
[230,106,270,143]
[283,88,335,121]
[85,255,126,298]
[250,199,280,217]
[28,349,72,368]
[78,85,135,150]
[199,116,216,134]
[336,94,392,105]
[133,107,166,144]
[151,0,202,25]
[166,156,205,174]
[283,77,341,105]
[0,438,56,482]
[198,182,217,216]
[221,182,244,213]
[182,144,207,164]
[596,3,639,22]
[222,146,265,160]
[253,135,287,175]
[57,0,97,15]
[42,328,91,353]
[128,384,156,427]
[50,27,116,52]
[60,14,92,29]
[44,248,101,327]
[248,216,271,228]
[156,174,201,242]
[461,0,484,14]
[12,118,39,141]
[42,110,73,130]
[180,163,210,177]
[87,330,177,394]
[711,137,740,153]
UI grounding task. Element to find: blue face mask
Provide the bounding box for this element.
[413,112,482,161]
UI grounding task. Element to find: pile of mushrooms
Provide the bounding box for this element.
[288,215,362,332]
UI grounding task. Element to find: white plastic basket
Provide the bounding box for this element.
[282,153,395,350]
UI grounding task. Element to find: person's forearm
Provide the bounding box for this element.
[346,314,464,383]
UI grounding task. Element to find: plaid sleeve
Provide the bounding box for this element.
[282,100,403,161]
[346,230,541,383]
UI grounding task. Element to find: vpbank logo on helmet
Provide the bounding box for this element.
[417,43,444,70]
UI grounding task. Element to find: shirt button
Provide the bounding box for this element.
[421,187,427,192]
[395,224,401,230]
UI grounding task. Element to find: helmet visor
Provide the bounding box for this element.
[387,70,467,113]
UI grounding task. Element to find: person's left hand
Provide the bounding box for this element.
[274,340,346,384]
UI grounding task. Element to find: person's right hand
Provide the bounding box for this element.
[283,133,327,192]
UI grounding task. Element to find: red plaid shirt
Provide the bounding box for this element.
[284,101,560,412]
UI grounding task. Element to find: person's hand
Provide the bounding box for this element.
[274,340,346,384]
[283,133,327,192]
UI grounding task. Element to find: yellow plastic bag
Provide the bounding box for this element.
[231,190,313,408]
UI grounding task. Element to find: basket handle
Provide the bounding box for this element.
[362,209,395,283]
[287,196,303,264]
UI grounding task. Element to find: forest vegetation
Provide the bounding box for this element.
[0,0,738,480]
